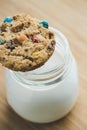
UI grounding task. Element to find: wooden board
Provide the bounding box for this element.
[0,0,87,129]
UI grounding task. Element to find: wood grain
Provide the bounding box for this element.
[0,0,87,130]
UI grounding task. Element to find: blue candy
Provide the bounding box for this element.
[3,17,13,23]
[39,21,49,28]
[0,39,4,45]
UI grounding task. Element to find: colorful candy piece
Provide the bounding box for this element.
[31,36,41,43]
[39,21,49,28]
[19,34,28,42]
[3,17,13,23]
[32,51,41,57]
[0,39,4,45]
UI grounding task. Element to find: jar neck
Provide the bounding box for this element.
[11,27,72,86]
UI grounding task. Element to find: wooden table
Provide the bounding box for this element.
[0,0,87,130]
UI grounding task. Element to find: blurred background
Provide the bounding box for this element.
[0,0,87,130]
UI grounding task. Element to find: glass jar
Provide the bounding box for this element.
[5,27,78,123]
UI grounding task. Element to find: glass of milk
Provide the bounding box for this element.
[5,27,78,123]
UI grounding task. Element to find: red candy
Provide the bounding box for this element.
[31,36,40,43]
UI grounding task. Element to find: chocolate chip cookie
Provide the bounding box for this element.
[0,14,56,71]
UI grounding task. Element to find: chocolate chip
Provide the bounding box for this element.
[10,64,14,68]
[13,38,21,45]
[26,56,34,62]
[21,23,24,28]
[49,33,53,39]
[26,34,30,38]
[23,22,30,28]
[13,16,17,20]
[6,42,15,51]
[29,64,32,67]
[45,32,54,39]
[51,40,55,46]
[0,33,5,36]
[28,57,34,62]
[47,45,53,50]
[11,23,24,33]
[0,57,6,62]
[0,23,7,32]
[10,24,13,27]
[13,15,20,20]
[1,26,7,32]
[24,49,28,52]
[47,41,55,50]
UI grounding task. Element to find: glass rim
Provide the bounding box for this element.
[9,27,71,84]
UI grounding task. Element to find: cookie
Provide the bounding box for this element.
[0,14,56,72]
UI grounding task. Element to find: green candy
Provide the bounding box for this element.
[3,17,13,23]
[0,39,4,45]
[39,21,49,28]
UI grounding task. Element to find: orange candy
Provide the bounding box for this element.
[19,34,28,42]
